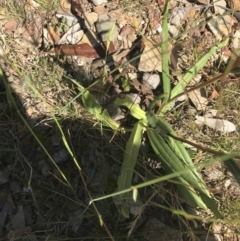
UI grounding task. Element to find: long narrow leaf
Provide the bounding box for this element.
[147,129,206,208]
[117,121,144,197]
[147,129,222,218]
[161,0,171,103]
[114,96,147,122]
[81,90,119,130]
[162,38,229,113]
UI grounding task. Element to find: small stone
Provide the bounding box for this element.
[195,116,236,133]
[91,0,107,6]
[57,23,82,45]
[213,0,226,15]
[53,149,69,163]
[169,7,188,26]
[232,30,240,56]
[66,30,84,44]
[84,12,98,29]
[127,72,138,80]
[4,19,18,34]
[142,73,161,90]
[93,5,107,14]
[95,14,119,42]
[106,103,125,121]
[127,93,141,105]
[138,37,163,72]
[188,88,208,111]
[57,0,72,15]
[226,0,240,11]
[207,15,235,40]
[168,24,178,36]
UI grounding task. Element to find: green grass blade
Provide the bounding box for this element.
[147,129,222,218]
[0,68,73,190]
[117,121,144,198]
[224,158,240,185]
[81,90,119,130]
[147,129,206,208]
[161,0,171,103]
[162,38,229,113]
[152,115,193,165]
[114,96,147,122]
[51,114,82,171]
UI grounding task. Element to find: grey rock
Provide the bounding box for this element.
[95,14,119,42]
[142,73,161,90]
[168,24,178,37]
[169,7,188,26]
[91,0,107,6]
[127,93,141,105]
[53,149,69,163]
[106,103,125,121]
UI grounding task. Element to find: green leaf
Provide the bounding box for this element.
[147,129,206,208]
[81,90,119,130]
[117,121,144,197]
[114,96,147,122]
[132,187,138,202]
[147,129,222,218]
[224,158,240,185]
[161,0,171,103]
[162,38,229,113]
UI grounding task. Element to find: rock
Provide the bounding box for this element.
[169,7,188,27]
[91,0,107,6]
[213,0,226,15]
[195,116,236,133]
[84,12,98,30]
[57,23,82,45]
[127,93,141,104]
[188,88,208,111]
[226,0,240,11]
[56,13,78,27]
[106,103,125,121]
[95,14,119,43]
[66,30,84,44]
[207,15,235,40]
[53,149,69,163]
[138,37,163,72]
[142,73,161,90]
[232,30,240,56]
[168,24,178,36]
[11,205,25,234]
[79,29,100,46]
[57,0,72,15]
[197,0,210,4]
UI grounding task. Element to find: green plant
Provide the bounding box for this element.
[78,1,240,221]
